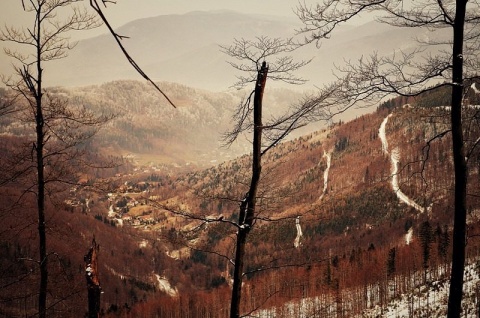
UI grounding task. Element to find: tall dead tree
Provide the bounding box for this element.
[0,2,99,316]
[0,1,177,316]
[84,238,101,318]
[295,1,479,316]
[221,36,339,318]
[0,1,109,316]
[230,61,268,318]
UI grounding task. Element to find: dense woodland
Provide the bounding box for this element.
[1,82,480,316]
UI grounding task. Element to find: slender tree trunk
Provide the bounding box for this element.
[447,1,468,317]
[230,62,268,318]
[37,100,47,318]
[35,3,47,316]
[37,102,47,318]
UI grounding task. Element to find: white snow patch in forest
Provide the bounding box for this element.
[166,250,180,260]
[319,150,332,201]
[294,216,303,248]
[154,274,178,297]
[105,265,125,280]
[471,82,480,94]
[85,198,91,213]
[379,114,392,154]
[115,218,123,227]
[361,262,480,317]
[108,204,116,218]
[254,260,480,318]
[405,227,414,245]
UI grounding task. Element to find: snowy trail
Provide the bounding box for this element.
[379,114,424,213]
[472,82,480,94]
[318,150,332,201]
[390,148,425,212]
[294,216,303,248]
[379,114,392,154]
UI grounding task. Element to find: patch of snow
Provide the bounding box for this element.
[154,274,178,297]
[107,204,116,218]
[85,198,91,213]
[115,218,123,227]
[105,265,125,280]
[139,239,148,248]
[294,216,303,248]
[405,227,414,245]
[319,149,333,201]
[471,83,480,94]
[379,114,393,154]
[391,147,425,213]
[254,260,480,318]
[361,261,480,317]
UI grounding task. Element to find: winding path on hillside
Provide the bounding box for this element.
[379,113,425,213]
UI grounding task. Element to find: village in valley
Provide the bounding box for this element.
[66,166,171,231]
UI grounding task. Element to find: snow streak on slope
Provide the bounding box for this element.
[472,82,480,94]
[379,114,424,213]
[379,114,392,154]
[405,226,414,245]
[390,148,425,213]
[294,216,303,248]
[154,274,178,297]
[319,150,332,201]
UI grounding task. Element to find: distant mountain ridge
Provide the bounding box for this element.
[40,10,448,91]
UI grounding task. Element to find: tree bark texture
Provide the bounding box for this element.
[230,61,268,318]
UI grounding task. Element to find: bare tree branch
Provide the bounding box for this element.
[89,0,176,108]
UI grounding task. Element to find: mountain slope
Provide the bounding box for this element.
[2,84,479,317]
[103,92,479,316]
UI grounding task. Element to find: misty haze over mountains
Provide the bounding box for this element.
[39,10,447,92]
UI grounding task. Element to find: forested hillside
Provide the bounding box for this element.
[0,80,306,168]
[1,82,479,317]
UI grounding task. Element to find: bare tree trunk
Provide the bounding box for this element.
[37,95,47,318]
[447,1,468,317]
[230,61,268,318]
[37,96,47,318]
[85,238,101,318]
[34,4,47,316]
[1,2,108,316]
